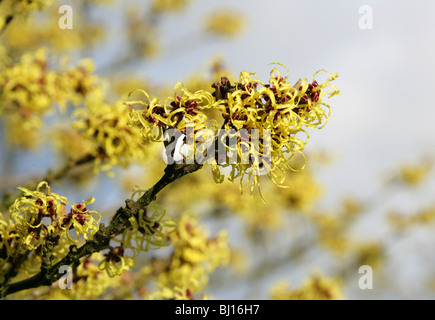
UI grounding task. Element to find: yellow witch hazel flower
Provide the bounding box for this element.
[60,58,103,107]
[98,246,135,277]
[211,64,339,193]
[110,187,177,258]
[73,99,149,176]
[127,83,216,141]
[57,197,101,243]
[97,191,176,278]
[6,181,100,255]
[0,49,61,115]
[0,212,18,264]
[118,201,177,254]
[7,181,69,254]
[0,49,104,147]
[1,182,103,293]
[42,252,121,299]
[75,254,121,298]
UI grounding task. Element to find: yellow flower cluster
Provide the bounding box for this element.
[0,181,179,290]
[127,64,339,193]
[98,246,135,278]
[95,195,177,278]
[69,254,120,298]
[0,49,103,147]
[0,49,64,114]
[128,83,216,142]
[117,201,177,254]
[0,49,55,146]
[44,253,121,299]
[153,214,230,296]
[61,58,103,105]
[18,251,127,300]
[72,99,150,175]
[269,274,344,300]
[0,181,100,278]
[213,65,339,191]
[204,10,245,37]
[83,211,231,299]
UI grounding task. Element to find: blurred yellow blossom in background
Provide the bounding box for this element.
[270,274,343,300]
